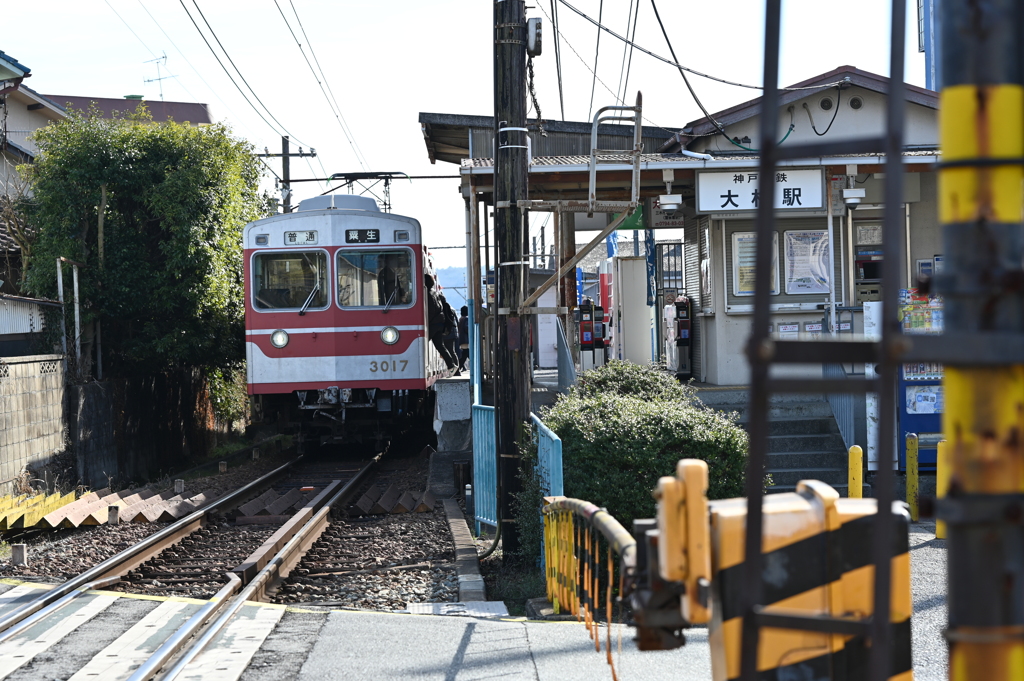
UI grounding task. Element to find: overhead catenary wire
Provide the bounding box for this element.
[556,0,847,93]
[273,0,370,171]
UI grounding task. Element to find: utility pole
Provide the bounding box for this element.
[494,0,530,557]
[258,136,317,213]
[937,2,1024,678]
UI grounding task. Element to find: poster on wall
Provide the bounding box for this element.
[732,231,779,296]
[784,230,830,294]
[906,385,944,414]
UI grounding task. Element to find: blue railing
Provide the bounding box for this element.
[472,404,497,531]
[556,318,577,394]
[471,405,564,537]
[824,362,856,450]
[531,413,563,496]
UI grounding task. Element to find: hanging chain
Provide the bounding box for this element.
[527,56,548,137]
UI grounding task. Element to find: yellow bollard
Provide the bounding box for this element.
[936,440,949,539]
[906,434,919,522]
[847,445,863,498]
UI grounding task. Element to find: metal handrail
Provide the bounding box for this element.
[542,497,636,569]
[587,92,643,216]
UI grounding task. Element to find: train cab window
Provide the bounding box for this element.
[337,249,414,308]
[253,251,329,310]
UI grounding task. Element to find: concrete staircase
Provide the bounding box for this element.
[694,388,849,496]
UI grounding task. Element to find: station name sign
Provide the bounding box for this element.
[696,168,824,213]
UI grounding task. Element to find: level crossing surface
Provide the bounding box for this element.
[0,521,945,680]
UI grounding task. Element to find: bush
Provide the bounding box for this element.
[540,365,748,531]
[570,359,697,404]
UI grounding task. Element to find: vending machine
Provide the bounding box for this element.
[674,296,693,381]
[578,298,606,371]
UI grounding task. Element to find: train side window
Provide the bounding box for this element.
[337,249,414,308]
[253,251,329,310]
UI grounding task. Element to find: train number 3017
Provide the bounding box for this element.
[369,360,409,373]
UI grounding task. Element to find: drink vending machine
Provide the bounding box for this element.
[578,298,606,371]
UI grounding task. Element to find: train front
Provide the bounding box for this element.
[244,194,442,447]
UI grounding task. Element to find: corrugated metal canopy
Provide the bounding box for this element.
[419,112,680,165]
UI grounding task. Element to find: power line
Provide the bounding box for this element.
[618,0,641,105]
[287,0,371,171]
[176,0,289,141]
[586,0,604,121]
[549,0,565,120]
[649,0,726,134]
[103,0,159,59]
[271,0,368,171]
[614,0,634,105]
[135,0,261,141]
[555,0,846,92]
[186,0,312,148]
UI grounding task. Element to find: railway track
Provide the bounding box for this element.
[0,450,386,680]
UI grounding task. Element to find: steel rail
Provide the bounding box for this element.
[0,455,302,635]
[124,574,242,681]
[0,576,122,645]
[136,451,382,681]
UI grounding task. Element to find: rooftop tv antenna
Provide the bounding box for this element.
[143,53,175,101]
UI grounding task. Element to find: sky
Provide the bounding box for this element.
[4,1,928,270]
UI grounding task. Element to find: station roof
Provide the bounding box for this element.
[667,65,939,151]
[419,112,679,165]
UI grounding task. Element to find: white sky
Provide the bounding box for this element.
[4,1,927,269]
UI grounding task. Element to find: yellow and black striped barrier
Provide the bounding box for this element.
[653,459,912,681]
[542,497,636,678]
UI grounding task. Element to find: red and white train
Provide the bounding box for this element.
[244,194,447,446]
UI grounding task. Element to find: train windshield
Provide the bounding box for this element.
[337,249,414,308]
[252,251,329,310]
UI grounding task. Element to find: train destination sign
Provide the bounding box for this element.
[345,229,381,243]
[696,168,824,213]
[284,230,318,245]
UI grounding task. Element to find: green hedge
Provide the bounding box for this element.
[543,391,748,528]
[513,362,750,564]
[570,359,698,403]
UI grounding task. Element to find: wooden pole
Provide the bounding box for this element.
[493,0,531,556]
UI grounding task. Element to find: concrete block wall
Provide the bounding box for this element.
[0,354,65,486]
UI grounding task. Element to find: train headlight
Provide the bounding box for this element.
[270,329,290,348]
[381,327,400,345]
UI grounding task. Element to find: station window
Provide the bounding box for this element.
[337,249,414,308]
[252,251,329,310]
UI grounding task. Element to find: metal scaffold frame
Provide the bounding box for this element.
[740,1,907,679]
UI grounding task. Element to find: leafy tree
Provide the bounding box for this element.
[21,104,267,376]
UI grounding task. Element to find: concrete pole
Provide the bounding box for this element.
[55,259,67,360]
[72,264,81,372]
